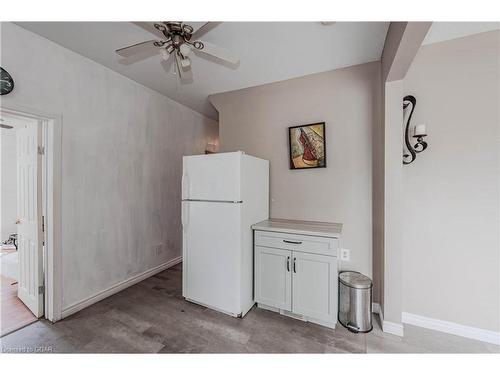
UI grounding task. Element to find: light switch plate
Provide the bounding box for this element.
[340,248,350,261]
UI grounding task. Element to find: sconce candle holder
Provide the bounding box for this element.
[403,95,428,164]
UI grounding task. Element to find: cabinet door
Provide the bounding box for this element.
[292,252,337,323]
[255,246,292,310]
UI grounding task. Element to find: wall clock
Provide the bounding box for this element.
[0,67,14,95]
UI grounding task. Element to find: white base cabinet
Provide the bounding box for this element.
[254,246,292,310]
[252,220,341,329]
[292,251,337,324]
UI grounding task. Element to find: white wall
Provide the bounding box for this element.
[0,128,17,241]
[376,23,432,330]
[0,22,218,310]
[211,62,381,278]
[402,30,499,332]
[383,80,404,327]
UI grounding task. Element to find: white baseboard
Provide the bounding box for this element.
[402,312,500,346]
[372,302,404,337]
[61,256,182,319]
[382,320,404,337]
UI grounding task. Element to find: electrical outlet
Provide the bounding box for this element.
[340,248,350,261]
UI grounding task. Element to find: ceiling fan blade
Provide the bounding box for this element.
[190,22,221,39]
[195,41,239,65]
[186,22,208,34]
[132,22,167,39]
[116,40,158,58]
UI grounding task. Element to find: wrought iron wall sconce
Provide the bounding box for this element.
[403,95,428,164]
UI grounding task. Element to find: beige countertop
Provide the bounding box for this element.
[251,218,342,238]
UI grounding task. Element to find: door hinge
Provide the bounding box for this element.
[38,285,45,294]
[38,146,45,155]
[42,215,45,232]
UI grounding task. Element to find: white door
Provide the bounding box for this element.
[182,152,241,201]
[254,246,292,310]
[182,200,242,315]
[16,123,44,317]
[292,252,337,323]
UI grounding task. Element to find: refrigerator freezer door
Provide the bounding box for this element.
[182,152,241,201]
[182,201,242,315]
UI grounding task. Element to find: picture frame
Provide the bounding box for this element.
[288,122,326,170]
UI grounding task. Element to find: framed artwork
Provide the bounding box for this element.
[288,122,326,169]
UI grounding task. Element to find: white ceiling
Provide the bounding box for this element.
[17,22,390,119]
[422,22,500,45]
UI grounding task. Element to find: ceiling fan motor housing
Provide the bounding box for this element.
[152,21,205,60]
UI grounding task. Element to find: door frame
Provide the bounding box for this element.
[0,104,63,322]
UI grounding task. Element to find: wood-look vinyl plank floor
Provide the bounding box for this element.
[1,275,37,337]
[1,263,498,353]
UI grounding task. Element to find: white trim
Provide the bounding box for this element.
[45,115,63,322]
[372,302,404,337]
[383,320,404,337]
[61,256,182,319]
[402,312,500,346]
[0,104,63,323]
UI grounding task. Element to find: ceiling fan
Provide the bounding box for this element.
[115,22,239,81]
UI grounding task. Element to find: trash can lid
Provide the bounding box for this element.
[339,271,372,289]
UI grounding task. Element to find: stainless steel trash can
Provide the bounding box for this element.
[338,271,373,333]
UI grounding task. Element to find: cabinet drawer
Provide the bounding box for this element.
[255,230,338,257]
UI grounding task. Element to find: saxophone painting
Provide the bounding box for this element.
[288,123,326,169]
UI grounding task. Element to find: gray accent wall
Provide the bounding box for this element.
[211,61,381,279]
[0,22,218,310]
[402,30,500,332]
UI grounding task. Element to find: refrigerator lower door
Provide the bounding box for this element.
[182,200,242,315]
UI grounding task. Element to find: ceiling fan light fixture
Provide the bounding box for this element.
[180,43,192,56]
[180,57,191,68]
[159,48,170,61]
[116,21,239,83]
[182,24,194,34]
[165,44,175,54]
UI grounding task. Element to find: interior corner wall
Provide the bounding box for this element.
[382,79,404,324]
[372,74,384,306]
[1,128,17,241]
[212,61,381,279]
[402,30,500,332]
[377,21,431,327]
[0,22,219,311]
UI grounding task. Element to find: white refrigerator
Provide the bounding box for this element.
[181,151,269,317]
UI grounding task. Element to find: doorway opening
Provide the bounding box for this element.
[0,106,61,336]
